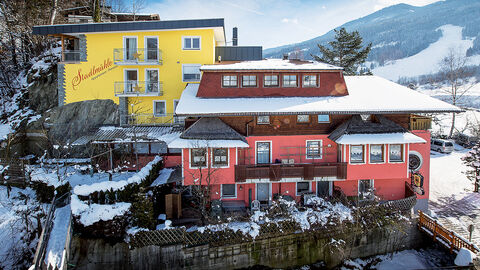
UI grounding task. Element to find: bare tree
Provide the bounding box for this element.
[130,0,146,21]
[438,47,477,138]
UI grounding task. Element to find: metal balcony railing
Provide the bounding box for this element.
[120,113,185,126]
[114,81,163,96]
[113,48,163,64]
[234,162,347,183]
[61,50,82,62]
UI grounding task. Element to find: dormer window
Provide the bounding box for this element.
[242,75,257,87]
[222,75,237,87]
[303,75,317,87]
[283,75,297,87]
[264,75,279,87]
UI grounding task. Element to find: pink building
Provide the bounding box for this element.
[169,59,461,211]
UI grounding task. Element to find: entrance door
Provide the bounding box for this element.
[124,37,137,61]
[317,181,331,198]
[256,142,271,164]
[145,37,158,61]
[125,70,138,93]
[256,183,270,202]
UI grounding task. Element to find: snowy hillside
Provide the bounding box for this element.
[264,0,480,81]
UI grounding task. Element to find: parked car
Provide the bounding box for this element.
[453,133,479,148]
[431,138,454,153]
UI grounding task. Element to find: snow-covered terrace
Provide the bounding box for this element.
[176,76,462,116]
[201,58,342,71]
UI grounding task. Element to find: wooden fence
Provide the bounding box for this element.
[418,211,479,254]
[0,158,27,186]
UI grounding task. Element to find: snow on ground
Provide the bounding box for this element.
[45,205,70,269]
[431,110,480,137]
[373,25,480,81]
[71,194,131,226]
[0,186,45,269]
[429,144,480,246]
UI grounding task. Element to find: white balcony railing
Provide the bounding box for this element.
[114,81,163,97]
[113,48,163,64]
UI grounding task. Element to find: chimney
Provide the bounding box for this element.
[232,27,238,46]
[283,54,288,60]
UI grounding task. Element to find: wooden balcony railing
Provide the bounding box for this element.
[410,115,432,130]
[234,162,347,183]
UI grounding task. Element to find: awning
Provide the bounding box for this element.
[168,138,249,148]
[335,132,426,145]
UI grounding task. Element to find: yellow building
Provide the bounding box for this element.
[33,19,241,125]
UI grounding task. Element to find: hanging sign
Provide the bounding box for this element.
[411,173,425,195]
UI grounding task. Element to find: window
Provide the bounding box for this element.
[350,145,364,163]
[283,75,297,87]
[318,114,330,123]
[145,69,159,93]
[145,37,158,61]
[257,115,270,124]
[256,142,271,164]
[153,100,166,117]
[370,144,384,163]
[183,36,200,50]
[191,148,207,167]
[222,184,236,198]
[297,115,310,123]
[222,75,237,87]
[212,148,228,166]
[183,64,201,82]
[242,75,257,87]
[389,144,403,162]
[296,182,310,195]
[306,140,322,159]
[303,75,317,87]
[358,179,374,200]
[124,37,137,61]
[264,75,279,87]
[124,69,138,92]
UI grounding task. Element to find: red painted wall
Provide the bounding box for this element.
[409,130,431,201]
[163,155,181,168]
[182,148,237,186]
[196,71,348,98]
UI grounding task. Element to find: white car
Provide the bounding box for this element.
[431,138,454,153]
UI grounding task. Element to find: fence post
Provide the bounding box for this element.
[433,220,438,241]
[449,231,455,253]
[418,211,423,229]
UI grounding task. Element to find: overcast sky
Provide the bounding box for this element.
[143,0,441,49]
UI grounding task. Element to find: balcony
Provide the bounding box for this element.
[410,115,432,130]
[113,48,163,65]
[121,113,185,126]
[114,81,163,97]
[234,163,347,183]
[61,50,82,62]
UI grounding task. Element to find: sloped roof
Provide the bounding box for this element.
[72,126,182,145]
[181,117,246,142]
[201,58,342,71]
[175,76,462,116]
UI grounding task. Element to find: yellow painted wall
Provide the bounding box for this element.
[62,29,217,123]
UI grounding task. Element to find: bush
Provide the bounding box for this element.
[131,191,156,230]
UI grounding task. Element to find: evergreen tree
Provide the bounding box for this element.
[312,28,372,75]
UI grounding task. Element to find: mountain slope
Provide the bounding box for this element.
[264,0,480,71]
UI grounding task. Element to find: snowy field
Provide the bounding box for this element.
[373,24,480,81]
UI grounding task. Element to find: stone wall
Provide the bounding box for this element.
[69,220,427,270]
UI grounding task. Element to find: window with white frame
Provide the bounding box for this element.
[264,75,279,87]
[183,64,201,82]
[389,144,403,162]
[303,75,317,87]
[153,101,166,117]
[191,148,207,167]
[257,115,270,124]
[146,69,159,92]
[222,75,237,87]
[145,37,158,61]
[242,75,257,87]
[183,36,200,50]
[296,182,310,195]
[222,184,236,198]
[297,115,310,123]
[318,114,330,123]
[370,144,384,163]
[350,145,364,163]
[306,140,322,159]
[283,74,297,87]
[212,148,228,166]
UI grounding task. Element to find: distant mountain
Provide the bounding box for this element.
[264,0,480,80]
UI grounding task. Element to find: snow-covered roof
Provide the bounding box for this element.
[168,138,249,148]
[175,76,462,116]
[335,133,426,145]
[201,59,342,71]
